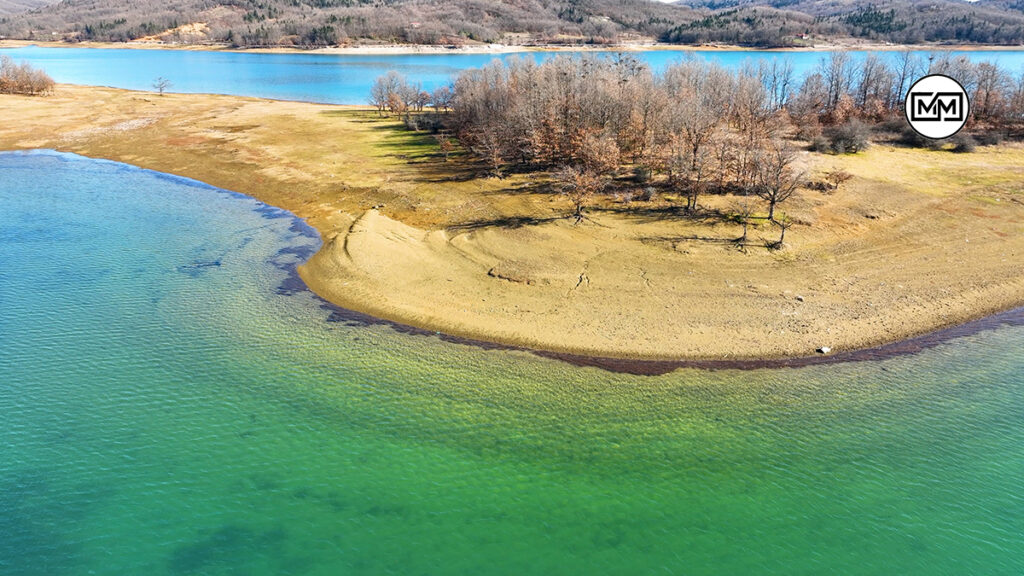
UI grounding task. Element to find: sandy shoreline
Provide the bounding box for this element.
[3,38,1023,55]
[299,207,1024,361]
[314,295,1024,374]
[2,85,1023,361]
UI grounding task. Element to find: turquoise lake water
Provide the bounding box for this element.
[2,45,1024,104]
[2,150,1023,574]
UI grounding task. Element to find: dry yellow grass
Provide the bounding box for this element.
[2,84,1022,359]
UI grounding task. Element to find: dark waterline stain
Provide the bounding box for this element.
[253,204,293,219]
[288,219,321,240]
[225,174,1024,374]
[307,283,1024,376]
[14,150,1022,376]
[275,270,309,296]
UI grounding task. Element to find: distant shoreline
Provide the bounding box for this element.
[3,38,1024,55]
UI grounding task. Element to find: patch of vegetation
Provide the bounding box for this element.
[371,50,1024,241]
[842,8,906,36]
[824,120,870,155]
[0,55,53,95]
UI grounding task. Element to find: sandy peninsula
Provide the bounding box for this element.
[1,85,1022,360]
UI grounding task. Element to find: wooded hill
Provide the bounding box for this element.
[0,0,49,17]
[1,0,1023,48]
[672,0,1024,45]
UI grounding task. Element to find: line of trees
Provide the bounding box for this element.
[371,52,1024,242]
[385,54,811,241]
[0,55,53,95]
[446,55,807,229]
[793,51,1024,150]
[369,71,452,132]
[445,52,1024,172]
[794,51,1024,123]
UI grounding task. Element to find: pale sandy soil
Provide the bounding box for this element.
[1,85,1022,360]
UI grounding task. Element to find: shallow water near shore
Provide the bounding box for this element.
[2,150,1024,575]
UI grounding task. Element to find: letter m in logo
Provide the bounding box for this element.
[910,92,965,122]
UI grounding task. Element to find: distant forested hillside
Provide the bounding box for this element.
[671,0,1024,45]
[1,0,1023,47]
[0,0,700,46]
[0,0,52,17]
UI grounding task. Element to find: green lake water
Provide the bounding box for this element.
[1,150,1022,574]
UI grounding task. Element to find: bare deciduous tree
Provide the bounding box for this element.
[152,76,171,95]
[436,133,454,161]
[820,52,853,116]
[753,140,803,222]
[661,60,731,211]
[557,165,608,224]
[757,57,795,112]
[430,86,453,113]
[888,51,921,110]
[370,71,409,117]
[733,192,755,247]
[772,213,793,249]
[973,61,1012,120]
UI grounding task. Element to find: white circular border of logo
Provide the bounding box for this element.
[904,74,970,140]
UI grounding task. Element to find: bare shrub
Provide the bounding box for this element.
[824,169,853,191]
[0,56,55,96]
[973,131,1003,146]
[808,136,830,153]
[637,187,657,202]
[824,120,870,154]
[952,134,977,153]
[898,126,931,148]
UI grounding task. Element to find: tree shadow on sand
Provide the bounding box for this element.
[446,215,564,233]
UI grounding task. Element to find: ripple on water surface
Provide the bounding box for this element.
[1,150,1023,575]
